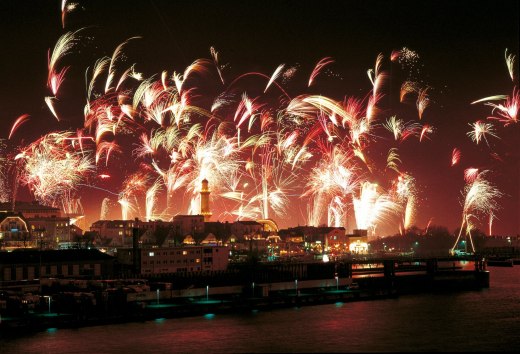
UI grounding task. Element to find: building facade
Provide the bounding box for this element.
[230,220,263,239]
[0,212,32,250]
[0,202,73,250]
[0,249,115,282]
[117,245,229,274]
[0,201,61,218]
[90,219,138,247]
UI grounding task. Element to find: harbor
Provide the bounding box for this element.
[0,256,489,335]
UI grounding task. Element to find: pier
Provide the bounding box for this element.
[0,256,489,334]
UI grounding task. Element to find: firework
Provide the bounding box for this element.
[8,114,30,140]
[505,48,516,82]
[9,22,460,238]
[210,46,226,85]
[467,121,499,145]
[45,97,60,121]
[61,0,78,29]
[416,88,429,119]
[0,140,10,203]
[383,116,421,142]
[419,124,434,142]
[451,170,502,253]
[353,182,399,237]
[392,173,417,231]
[304,146,359,225]
[393,47,421,81]
[400,81,419,102]
[264,64,285,93]
[486,87,519,126]
[463,168,478,183]
[145,178,163,221]
[17,131,94,208]
[451,148,461,166]
[367,53,387,99]
[386,148,401,173]
[308,57,335,87]
[105,37,142,93]
[47,29,83,96]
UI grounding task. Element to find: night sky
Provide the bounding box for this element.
[0,0,519,236]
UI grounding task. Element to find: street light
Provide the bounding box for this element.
[44,295,51,313]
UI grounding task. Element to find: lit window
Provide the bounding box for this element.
[182,251,187,255]
[149,252,155,257]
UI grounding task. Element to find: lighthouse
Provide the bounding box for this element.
[200,178,212,221]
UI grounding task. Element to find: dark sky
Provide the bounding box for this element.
[0,0,519,235]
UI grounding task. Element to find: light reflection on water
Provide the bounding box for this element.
[2,266,519,353]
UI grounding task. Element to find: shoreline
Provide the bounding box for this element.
[0,268,489,336]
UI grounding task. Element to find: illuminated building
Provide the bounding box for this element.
[256,219,279,233]
[201,233,220,245]
[90,219,137,247]
[28,216,72,249]
[0,212,32,250]
[325,228,349,254]
[172,215,205,238]
[200,178,212,222]
[348,229,369,254]
[90,217,205,247]
[231,220,263,239]
[117,246,229,274]
[0,201,72,249]
[182,235,196,245]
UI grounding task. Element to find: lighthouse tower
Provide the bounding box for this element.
[200,178,212,221]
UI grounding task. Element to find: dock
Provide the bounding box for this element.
[0,256,489,334]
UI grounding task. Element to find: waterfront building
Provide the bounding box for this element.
[348,229,369,254]
[90,219,138,247]
[117,245,229,274]
[230,220,263,239]
[27,216,72,249]
[171,215,205,240]
[0,249,115,282]
[279,226,347,255]
[325,228,349,254]
[0,212,32,250]
[90,217,206,247]
[0,201,73,250]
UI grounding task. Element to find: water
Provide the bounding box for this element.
[2,266,520,353]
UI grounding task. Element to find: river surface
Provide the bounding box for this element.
[1,265,520,353]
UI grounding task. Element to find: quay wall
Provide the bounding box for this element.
[0,257,490,334]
